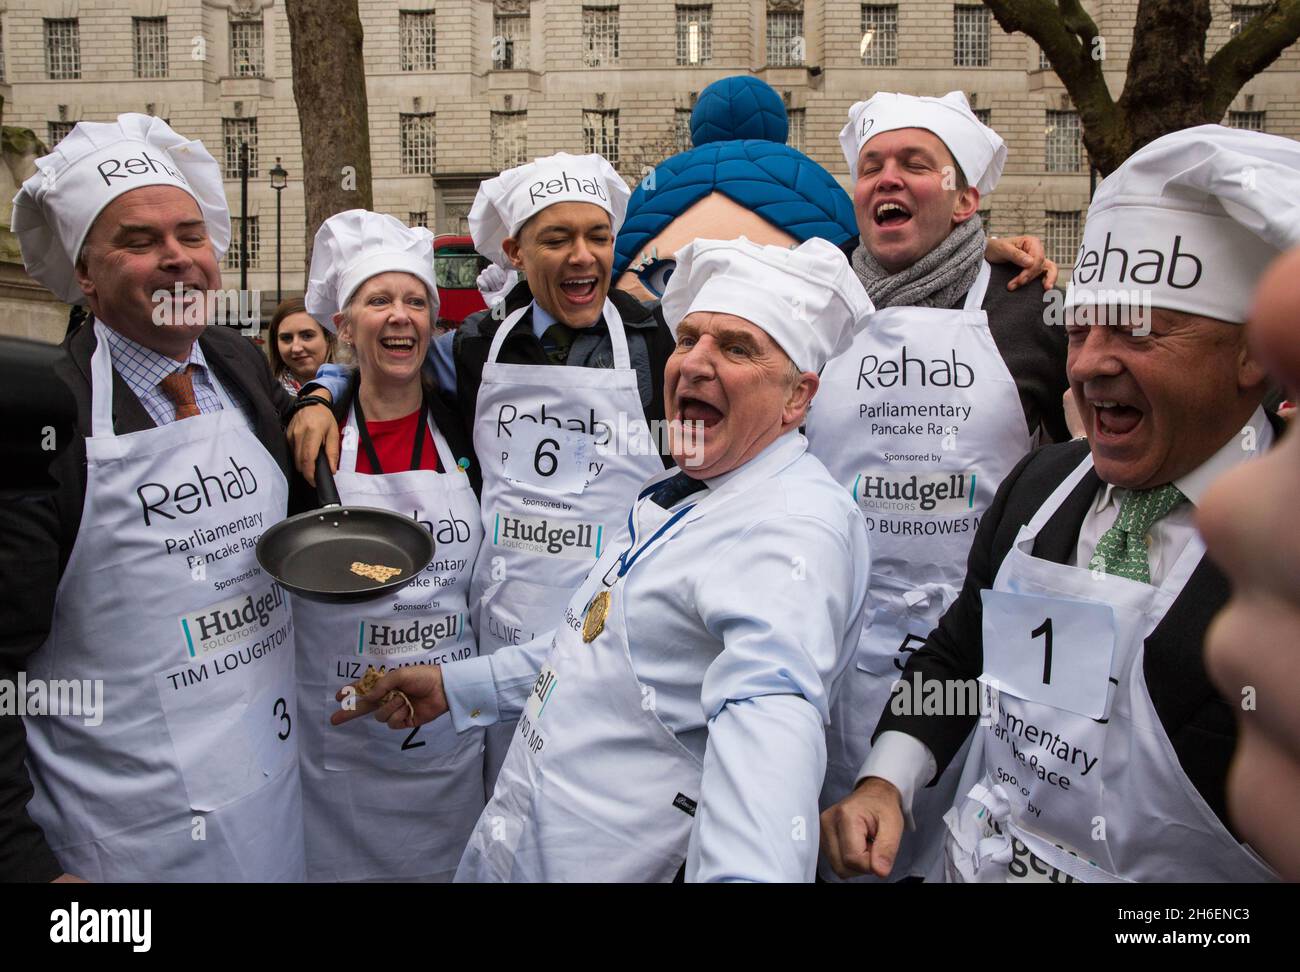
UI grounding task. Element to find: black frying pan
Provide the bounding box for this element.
[257,453,435,604]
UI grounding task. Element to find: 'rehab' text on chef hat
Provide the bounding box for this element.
[839,91,1007,196]
[1065,125,1300,325]
[469,152,630,267]
[11,113,231,305]
[305,210,438,330]
[659,237,875,373]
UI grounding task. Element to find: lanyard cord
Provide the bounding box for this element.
[614,481,696,580]
[352,389,429,474]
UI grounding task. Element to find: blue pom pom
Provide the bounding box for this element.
[690,76,788,147]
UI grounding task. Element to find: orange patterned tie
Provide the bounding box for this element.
[158,364,201,421]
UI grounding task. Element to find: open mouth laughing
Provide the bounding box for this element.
[873,201,913,228]
[559,276,599,305]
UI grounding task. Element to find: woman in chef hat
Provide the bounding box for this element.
[294,209,485,882]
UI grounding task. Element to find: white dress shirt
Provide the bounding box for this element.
[861,407,1274,821]
[443,431,872,881]
[101,321,254,428]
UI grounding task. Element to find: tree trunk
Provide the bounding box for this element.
[284,0,373,274]
[983,0,1300,174]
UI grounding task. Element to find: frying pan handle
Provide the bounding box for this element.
[315,451,342,508]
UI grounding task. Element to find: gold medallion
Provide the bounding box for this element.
[583,589,611,643]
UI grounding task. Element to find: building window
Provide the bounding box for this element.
[1045,110,1083,172]
[977,209,991,235]
[493,10,530,69]
[400,112,437,174]
[767,6,804,67]
[674,108,693,152]
[1,21,6,82]
[133,17,169,79]
[583,108,620,166]
[44,18,81,80]
[400,10,436,71]
[1038,44,1051,70]
[973,107,991,126]
[226,216,261,270]
[491,110,528,170]
[1228,110,1266,131]
[230,17,265,77]
[222,118,259,178]
[1046,211,1082,267]
[954,5,990,67]
[676,5,712,66]
[409,211,429,228]
[1229,4,1266,37]
[48,121,75,149]
[582,6,620,67]
[860,5,897,66]
[787,108,805,152]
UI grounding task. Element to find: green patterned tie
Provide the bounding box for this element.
[1089,482,1187,583]
[541,323,575,364]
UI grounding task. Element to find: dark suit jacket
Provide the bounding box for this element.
[874,411,1288,835]
[0,321,295,882]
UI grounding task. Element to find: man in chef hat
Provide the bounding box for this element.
[292,152,677,799]
[807,90,1072,882]
[822,124,1297,883]
[0,114,303,881]
[334,236,875,882]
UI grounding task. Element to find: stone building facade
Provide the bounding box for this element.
[2,0,1296,315]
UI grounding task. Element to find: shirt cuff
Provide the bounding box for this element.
[857,731,936,831]
[442,654,500,731]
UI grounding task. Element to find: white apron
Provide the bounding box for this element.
[456,468,738,883]
[942,454,1278,883]
[295,398,485,882]
[23,321,304,882]
[467,300,665,796]
[806,263,1031,880]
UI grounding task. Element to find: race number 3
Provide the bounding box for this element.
[979,591,1115,719]
[273,697,292,740]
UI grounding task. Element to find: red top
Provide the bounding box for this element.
[342,409,441,475]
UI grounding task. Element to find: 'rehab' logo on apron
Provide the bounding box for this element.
[491,512,604,559]
[853,470,977,515]
[178,583,286,662]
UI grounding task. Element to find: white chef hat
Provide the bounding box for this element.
[468,152,630,267]
[839,91,1007,195]
[1065,125,1300,324]
[304,209,438,330]
[11,112,230,304]
[660,237,875,373]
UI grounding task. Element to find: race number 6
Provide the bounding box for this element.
[534,437,559,478]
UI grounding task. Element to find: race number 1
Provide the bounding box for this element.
[979,590,1116,719]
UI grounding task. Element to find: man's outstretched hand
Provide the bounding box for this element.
[332,664,450,730]
[819,776,906,880]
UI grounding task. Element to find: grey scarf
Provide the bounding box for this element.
[851,215,986,310]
